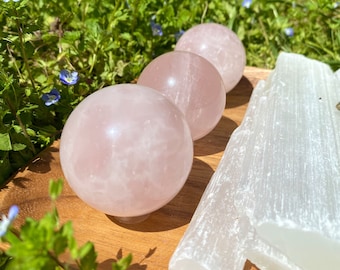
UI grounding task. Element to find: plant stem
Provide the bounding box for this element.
[5,96,36,155]
[6,43,23,81]
[200,2,209,23]
[48,250,78,270]
[258,18,275,64]
[14,13,36,92]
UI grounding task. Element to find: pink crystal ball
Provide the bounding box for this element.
[175,23,246,93]
[137,51,226,141]
[60,84,193,218]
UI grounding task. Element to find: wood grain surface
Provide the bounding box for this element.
[0,67,271,270]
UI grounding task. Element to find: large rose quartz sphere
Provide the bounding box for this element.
[60,84,193,219]
[137,51,226,141]
[175,23,246,93]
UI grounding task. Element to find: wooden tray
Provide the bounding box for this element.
[0,67,271,270]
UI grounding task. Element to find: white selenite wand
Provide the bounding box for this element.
[169,52,340,270]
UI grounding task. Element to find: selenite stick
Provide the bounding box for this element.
[169,52,340,270]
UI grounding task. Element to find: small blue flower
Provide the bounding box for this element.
[284,27,294,37]
[151,22,163,36]
[59,69,79,85]
[42,88,61,106]
[150,16,163,37]
[3,0,20,2]
[0,205,19,237]
[334,2,340,8]
[242,0,252,8]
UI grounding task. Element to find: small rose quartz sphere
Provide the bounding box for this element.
[60,84,193,219]
[137,51,226,141]
[175,23,246,93]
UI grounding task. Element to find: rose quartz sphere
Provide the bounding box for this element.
[60,84,193,218]
[137,51,226,141]
[175,23,246,93]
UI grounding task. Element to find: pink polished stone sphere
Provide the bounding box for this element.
[137,51,226,141]
[175,23,246,93]
[60,84,193,218]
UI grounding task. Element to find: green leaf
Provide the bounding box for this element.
[60,221,78,259]
[111,254,132,270]
[116,60,128,77]
[52,234,68,256]
[0,133,12,151]
[11,143,26,151]
[62,31,82,43]
[78,242,98,270]
[120,32,132,41]
[24,88,31,97]
[0,156,12,188]
[68,236,79,260]
[0,250,11,269]
[25,128,36,137]
[49,178,64,201]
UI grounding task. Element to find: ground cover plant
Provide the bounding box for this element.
[0,0,339,187]
[0,179,133,269]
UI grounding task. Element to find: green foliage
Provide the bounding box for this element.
[238,0,340,70]
[0,179,132,270]
[0,0,339,186]
[49,178,64,201]
[111,254,133,270]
